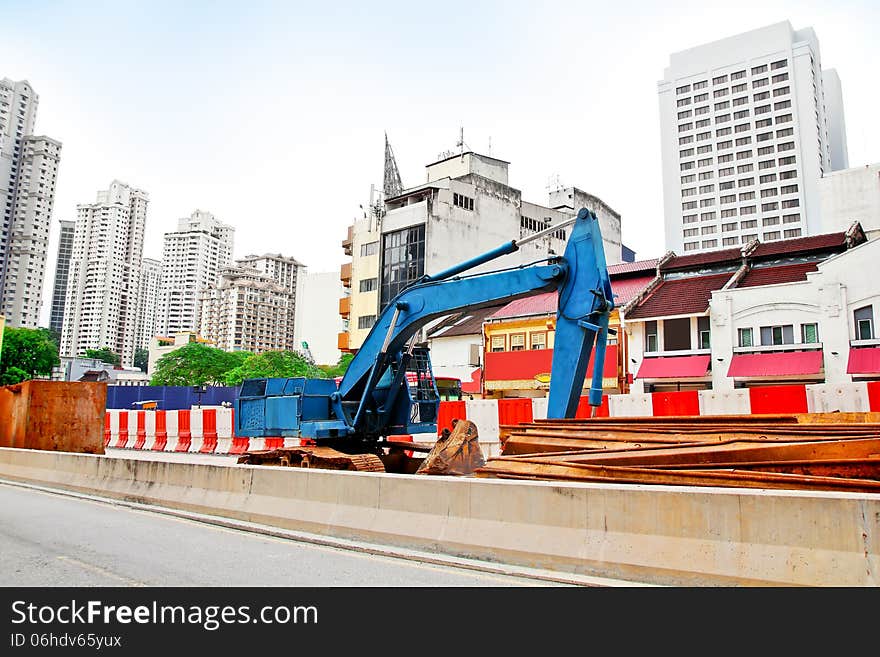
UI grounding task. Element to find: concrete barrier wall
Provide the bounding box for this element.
[1,446,877,586]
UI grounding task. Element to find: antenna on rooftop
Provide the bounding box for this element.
[383,132,404,199]
[546,173,564,194]
[456,125,470,159]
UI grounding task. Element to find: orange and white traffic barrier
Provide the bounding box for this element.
[106,380,880,457]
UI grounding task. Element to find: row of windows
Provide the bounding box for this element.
[520,216,565,240]
[489,331,548,352]
[678,113,784,144]
[737,323,819,347]
[453,192,474,211]
[644,317,711,352]
[677,89,791,118]
[682,153,796,173]
[676,61,787,95]
[682,166,796,186]
[684,226,802,249]
[679,108,792,133]
[684,183,798,202]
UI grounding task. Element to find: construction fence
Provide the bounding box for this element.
[104,381,880,458]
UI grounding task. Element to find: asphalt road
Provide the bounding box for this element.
[0,482,563,587]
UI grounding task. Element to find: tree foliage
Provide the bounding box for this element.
[318,352,354,379]
[224,350,327,386]
[133,347,149,373]
[83,346,121,366]
[0,327,60,385]
[149,342,247,386]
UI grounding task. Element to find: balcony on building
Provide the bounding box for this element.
[338,295,350,318]
[340,262,351,287]
[337,331,351,352]
[342,225,353,256]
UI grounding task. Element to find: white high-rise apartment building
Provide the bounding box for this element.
[61,180,149,367]
[659,22,849,254]
[157,209,234,335]
[199,253,303,354]
[0,78,62,327]
[134,257,162,350]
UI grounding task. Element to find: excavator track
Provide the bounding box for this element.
[237,446,386,472]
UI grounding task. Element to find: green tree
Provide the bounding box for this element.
[133,347,149,373]
[149,342,243,386]
[83,346,121,366]
[0,326,60,385]
[224,350,327,386]
[319,352,354,378]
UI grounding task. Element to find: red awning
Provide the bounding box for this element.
[635,355,710,379]
[483,345,618,382]
[847,347,880,375]
[727,350,823,377]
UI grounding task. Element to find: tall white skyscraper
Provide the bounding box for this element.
[61,180,149,366]
[134,257,162,350]
[157,209,234,335]
[658,22,849,254]
[0,78,62,327]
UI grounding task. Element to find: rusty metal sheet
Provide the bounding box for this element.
[0,380,106,454]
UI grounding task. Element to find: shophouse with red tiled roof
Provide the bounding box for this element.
[622,223,869,392]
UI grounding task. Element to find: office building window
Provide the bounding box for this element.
[698,316,711,350]
[855,306,874,340]
[645,321,658,352]
[530,332,546,350]
[380,224,425,311]
[761,324,794,345]
[453,192,475,210]
[738,327,753,347]
[509,333,525,352]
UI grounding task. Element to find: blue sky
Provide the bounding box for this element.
[1,0,878,325]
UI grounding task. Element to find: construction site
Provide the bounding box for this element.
[1,207,879,587]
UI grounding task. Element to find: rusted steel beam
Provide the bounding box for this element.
[520,437,880,467]
[639,457,880,480]
[530,413,804,424]
[474,458,880,492]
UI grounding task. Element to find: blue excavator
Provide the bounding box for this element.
[234,207,613,472]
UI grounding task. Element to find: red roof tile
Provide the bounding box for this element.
[490,292,556,319]
[607,259,658,275]
[610,275,654,306]
[662,247,742,271]
[751,232,848,258]
[737,262,818,288]
[625,272,733,319]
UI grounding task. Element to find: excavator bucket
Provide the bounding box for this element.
[416,419,485,476]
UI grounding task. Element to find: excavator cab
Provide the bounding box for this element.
[361,345,439,437]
